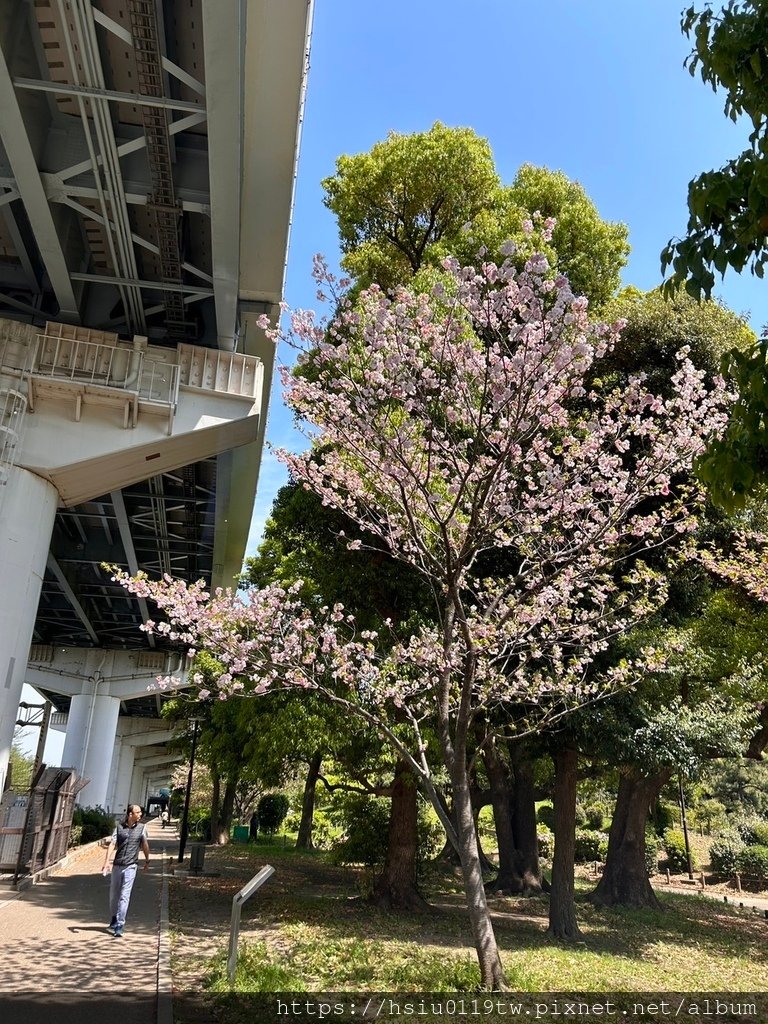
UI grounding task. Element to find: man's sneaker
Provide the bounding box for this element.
[113,927,124,938]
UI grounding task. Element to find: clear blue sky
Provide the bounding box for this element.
[245,0,768,550]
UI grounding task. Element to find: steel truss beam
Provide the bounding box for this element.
[0,42,78,318]
[45,553,99,644]
[111,489,155,648]
[70,271,213,295]
[12,78,205,114]
[59,195,213,283]
[91,7,206,97]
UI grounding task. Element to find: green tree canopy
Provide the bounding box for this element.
[662,1,768,298]
[323,122,500,292]
[598,286,755,394]
[323,123,629,308]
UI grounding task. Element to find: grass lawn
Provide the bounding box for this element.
[168,839,767,1023]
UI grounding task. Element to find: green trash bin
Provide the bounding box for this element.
[233,825,249,843]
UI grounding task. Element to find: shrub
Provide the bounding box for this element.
[584,805,606,830]
[330,795,389,867]
[737,844,768,882]
[536,804,555,830]
[537,825,554,860]
[708,831,745,876]
[574,828,608,863]
[574,804,588,827]
[417,803,444,863]
[257,794,290,835]
[645,829,660,875]
[67,824,83,848]
[651,800,677,837]
[691,798,727,834]
[663,828,697,873]
[733,816,768,846]
[72,805,114,844]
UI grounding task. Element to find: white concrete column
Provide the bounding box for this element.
[110,739,136,815]
[0,466,58,793]
[129,760,146,812]
[61,690,120,807]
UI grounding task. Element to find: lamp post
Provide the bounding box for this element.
[178,717,202,863]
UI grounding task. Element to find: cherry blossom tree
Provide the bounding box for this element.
[113,243,726,988]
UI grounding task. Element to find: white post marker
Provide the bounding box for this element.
[227,864,275,982]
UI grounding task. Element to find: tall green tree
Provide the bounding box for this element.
[659,3,768,511]
[324,122,629,307]
[662,2,768,300]
[323,123,500,292]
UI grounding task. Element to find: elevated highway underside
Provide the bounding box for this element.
[0,0,313,804]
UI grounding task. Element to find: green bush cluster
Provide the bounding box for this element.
[651,801,677,837]
[71,805,114,845]
[537,825,553,860]
[645,829,660,875]
[585,805,607,830]
[738,845,768,881]
[330,795,390,868]
[710,830,768,881]
[536,804,555,830]
[663,828,697,873]
[709,831,745,875]
[734,817,768,847]
[328,793,444,868]
[187,807,211,840]
[257,794,290,835]
[574,828,608,863]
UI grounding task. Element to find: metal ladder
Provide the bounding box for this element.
[128,0,192,338]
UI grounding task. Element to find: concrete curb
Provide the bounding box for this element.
[157,840,174,1024]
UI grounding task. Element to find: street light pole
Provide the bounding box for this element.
[178,717,201,863]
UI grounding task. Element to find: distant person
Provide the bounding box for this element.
[161,808,169,829]
[249,811,259,841]
[101,804,150,937]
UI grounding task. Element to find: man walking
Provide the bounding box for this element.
[101,804,150,937]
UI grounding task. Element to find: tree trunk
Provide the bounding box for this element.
[590,767,672,909]
[452,761,507,988]
[373,760,429,910]
[215,777,238,845]
[296,750,322,850]
[511,754,547,893]
[209,770,221,844]
[547,747,582,941]
[484,739,525,894]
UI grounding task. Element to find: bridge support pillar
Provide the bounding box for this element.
[0,466,58,793]
[61,689,121,808]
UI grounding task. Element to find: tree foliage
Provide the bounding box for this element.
[661,1,768,298]
[323,123,500,292]
[324,123,628,308]
[599,287,754,394]
[112,245,726,987]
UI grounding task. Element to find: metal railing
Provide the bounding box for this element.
[34,333,180,408]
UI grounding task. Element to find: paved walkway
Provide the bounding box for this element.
[0,816,175,1024]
